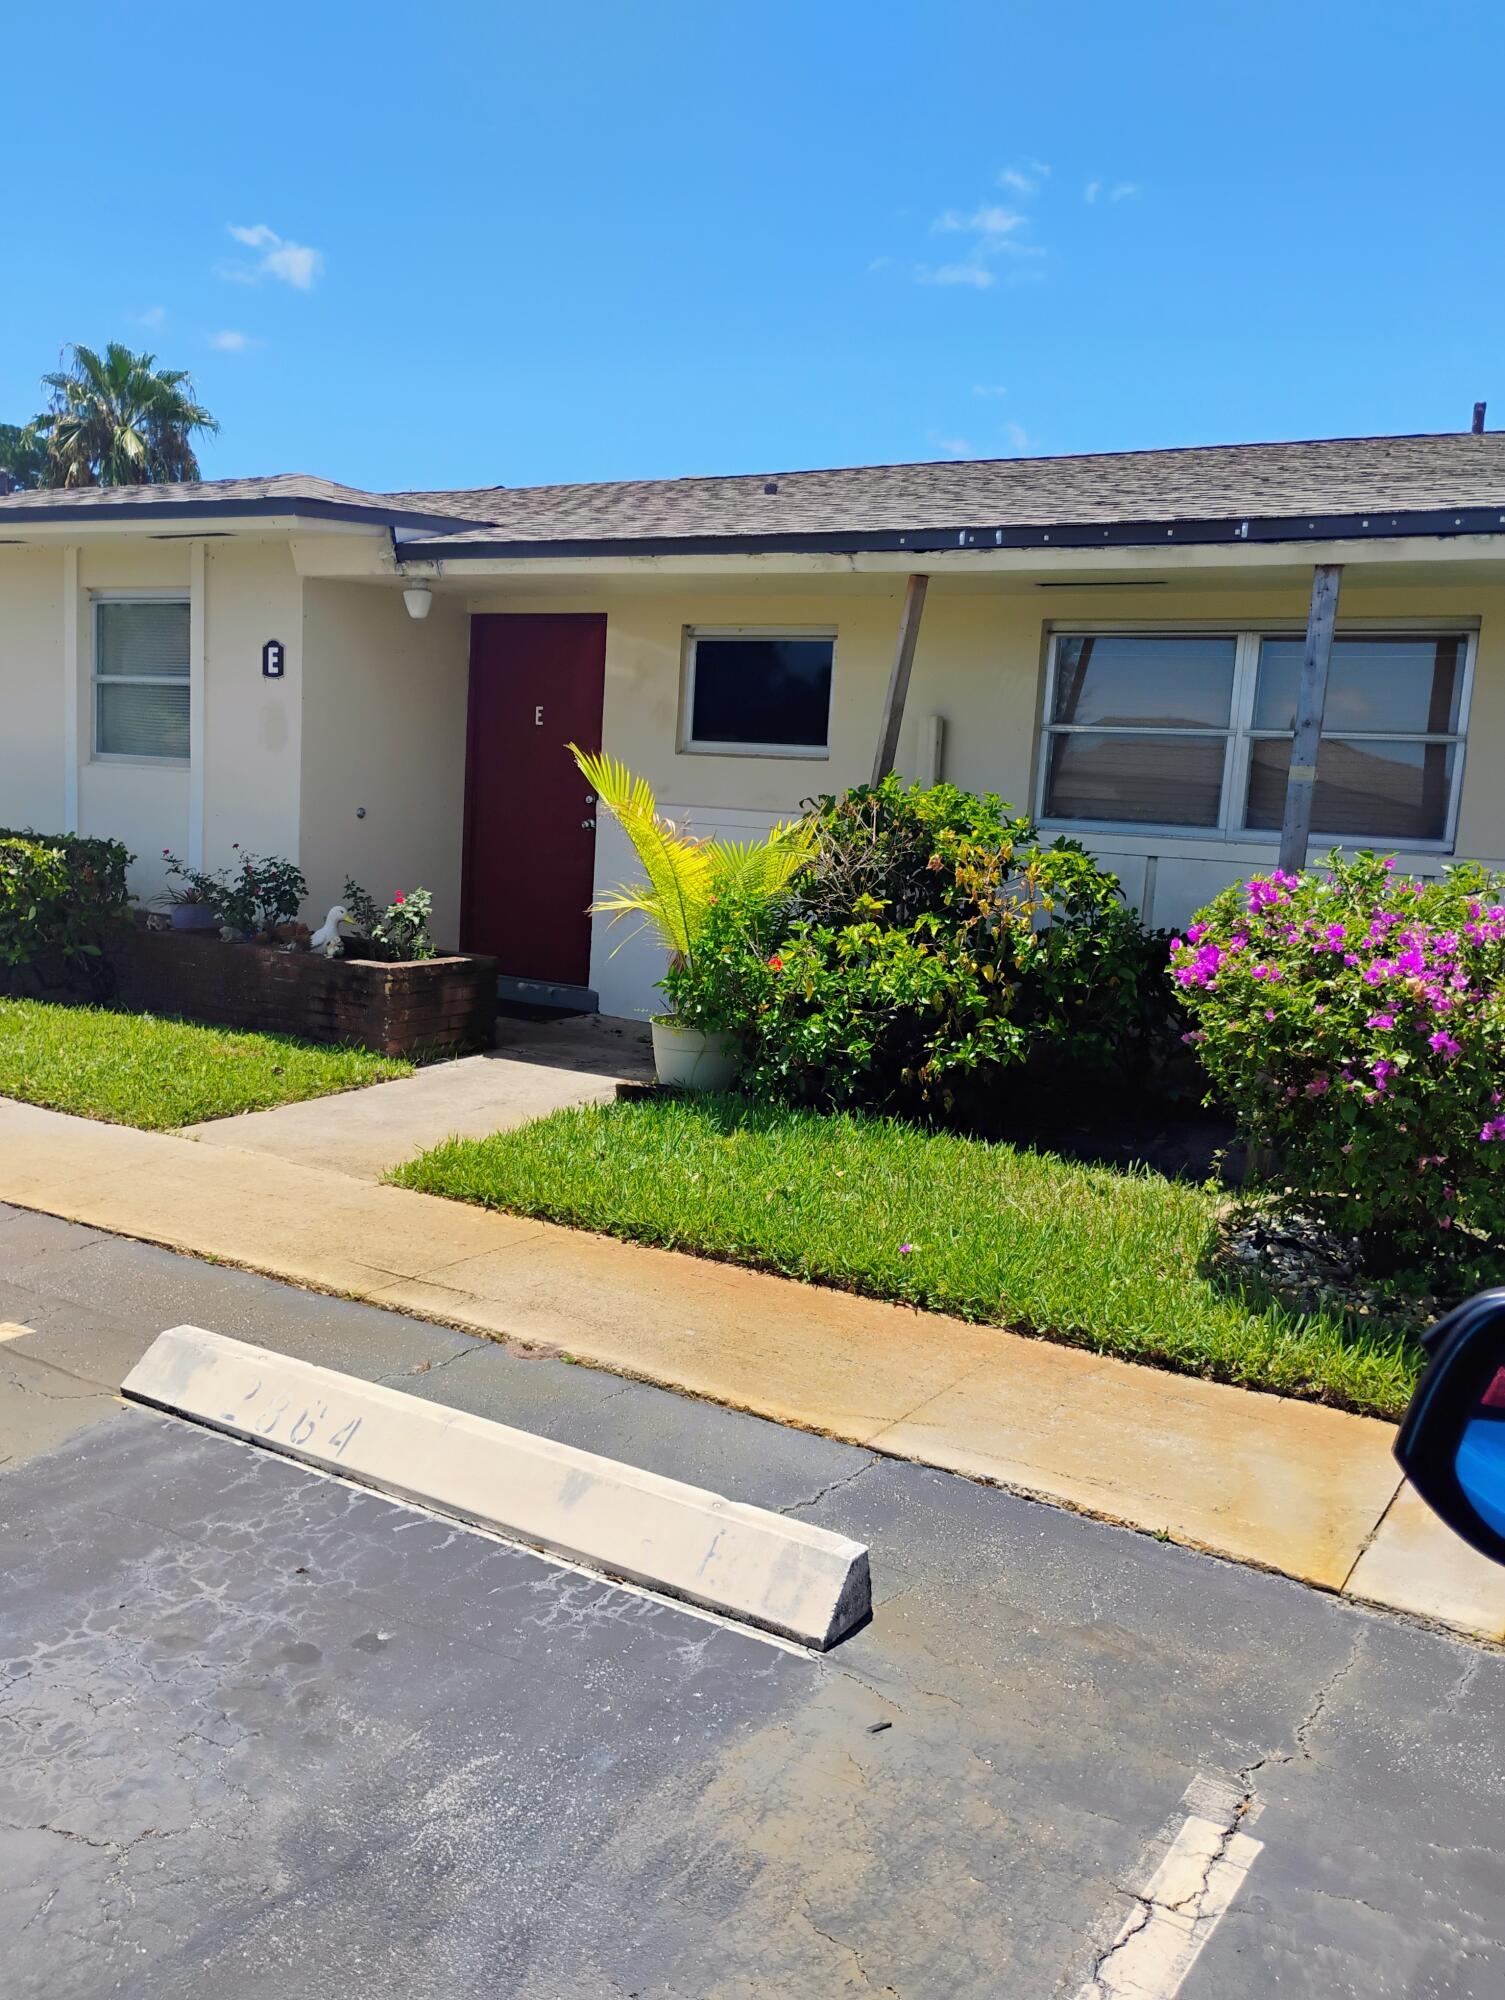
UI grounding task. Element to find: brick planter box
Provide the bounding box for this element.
[110,923,498,1058]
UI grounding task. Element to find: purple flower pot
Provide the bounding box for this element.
[171,903,219,933]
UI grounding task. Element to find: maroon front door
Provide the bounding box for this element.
[462,614,606,986]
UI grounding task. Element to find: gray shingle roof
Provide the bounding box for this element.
[6,432,1505,554]
[390,433,1505,550]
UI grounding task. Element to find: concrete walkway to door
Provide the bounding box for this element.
[183,1012,654,1181]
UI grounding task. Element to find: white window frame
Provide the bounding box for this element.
[1035,620,1477,853]
[679,625,837,759]
[91,590,192,766]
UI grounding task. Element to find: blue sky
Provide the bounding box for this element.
[3,1,1497,492]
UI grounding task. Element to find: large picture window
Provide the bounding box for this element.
[1040,629,1471,847]
[94,598,191,761]
[682,629,834,756]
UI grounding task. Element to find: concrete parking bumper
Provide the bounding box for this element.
[123,1324,872,1650]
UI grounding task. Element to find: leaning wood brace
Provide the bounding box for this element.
[871,573,930,783]
[1277,563,1343,874]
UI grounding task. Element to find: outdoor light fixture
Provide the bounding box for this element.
[402,583,433,620]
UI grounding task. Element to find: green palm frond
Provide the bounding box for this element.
[32,342,218,488]
[570,744,715,960]
[705,818,817,902]
[568,747,815,969]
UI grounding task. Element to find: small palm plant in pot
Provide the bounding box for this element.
[570,746,814,1089]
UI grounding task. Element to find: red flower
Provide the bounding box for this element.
[394,893,406,905]
[768,953,784,971]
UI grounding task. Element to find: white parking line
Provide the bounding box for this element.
[1076,1780,1264,1999]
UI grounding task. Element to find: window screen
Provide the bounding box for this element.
[1243,634,1466,843]
[1041,628,1470,845]
[95,600,190,760]
[687,634,833,751]
[1042,634,1237,827]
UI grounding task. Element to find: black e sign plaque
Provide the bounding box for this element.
[262,639,286,680]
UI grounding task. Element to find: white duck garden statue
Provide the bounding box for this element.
[309,904,352,958]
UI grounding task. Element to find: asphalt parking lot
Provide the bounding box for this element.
[3,1201,1505,1998]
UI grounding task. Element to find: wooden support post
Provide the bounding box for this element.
[871,573,929,784]
[1277,563,1343,875]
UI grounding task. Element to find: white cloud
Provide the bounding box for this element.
[973,384,1008,398]
[208,329,255,352]
[1110,182,1139,202]
[1083,180,1101,204]
[934,204,1026,238]
[919,261,996,290]
[1003,420,1034,452]
[927,432,976,458]
[998,167,1041,197]
[136,305,167,328]
[220,223,325,290]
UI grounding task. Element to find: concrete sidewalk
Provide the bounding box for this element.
[0,1094,1501,1638]
[182,1013,655,1180]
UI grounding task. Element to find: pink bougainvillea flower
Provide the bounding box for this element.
[1366,1012,1395,1030]
[1185,922,1208,945]
[1305,1075,1331,1097]
[1428,1029,1462,1059]
[897,1243,915,1255]
[1480,1118,1505,1144]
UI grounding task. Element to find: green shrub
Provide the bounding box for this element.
[342,878,439,961]
[163,846,306,936]
[0,829,133,995]
[1171,852,1505,1279]
[667,776,1171,1116]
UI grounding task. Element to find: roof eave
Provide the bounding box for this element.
[398,504,1505,563]
[0,493,482,536]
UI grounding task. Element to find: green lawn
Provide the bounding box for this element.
[392,1092,1422,1419]
[0,997,410,1129]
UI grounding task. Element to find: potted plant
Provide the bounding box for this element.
[160,851,220,932]
[570,746,814,1089]
[161,846,307,942]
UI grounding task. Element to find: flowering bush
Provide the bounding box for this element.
[668,777,1174,1116]
[1171,852,1505,1274]
[341,879,438,961]
[163,846,306,937]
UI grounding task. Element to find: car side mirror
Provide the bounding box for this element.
[1395,1288,1505,1566]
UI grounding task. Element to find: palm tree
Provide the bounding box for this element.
[570,746,815,969]
[0,421,49,490]
[35,343,218,486]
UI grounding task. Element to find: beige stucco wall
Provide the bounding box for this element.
[201,539,304,872]
[469,569,1505,1017]
[0,546,67,833]
[298,580,471,946]
[5,528,1504,1022]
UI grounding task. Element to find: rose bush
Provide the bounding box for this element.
[1171,851,1505,1276]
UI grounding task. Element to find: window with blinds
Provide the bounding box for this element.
[1039,629,1471,847]
[94,599,191,760]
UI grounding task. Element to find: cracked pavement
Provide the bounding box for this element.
[1,1201,1504,1996]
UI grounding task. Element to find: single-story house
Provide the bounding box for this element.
[2,429,1502,1018]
